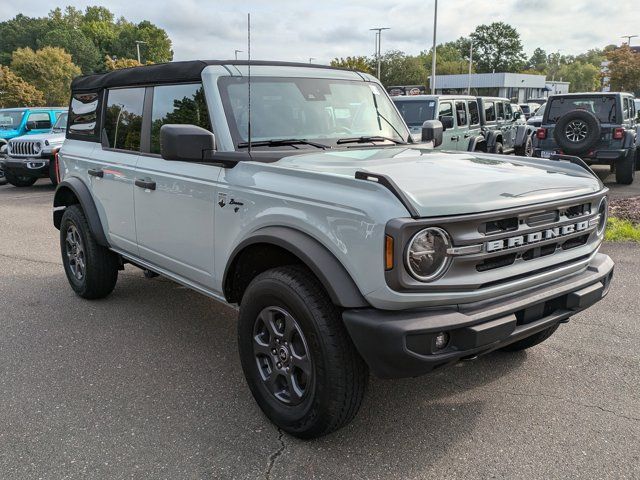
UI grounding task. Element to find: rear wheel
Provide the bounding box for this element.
[493,142,504,154]
[500,324,559,352]
[515,135,533,157]
[238,265,368,439]
[615,148,636,185]
[5,171,37,187]
[60,205,119,299]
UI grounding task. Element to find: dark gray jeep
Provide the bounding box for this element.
[533,93,639,184]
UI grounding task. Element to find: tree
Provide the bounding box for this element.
[0,14,50,65]
[0,66,45,107]
[330,56,373,74]
[470,22,526,73]
[527,48,547,72]
[379,50,427,86]
[40,27,102,74]
[105,55,143,70]
[557,61,601,92]
[421,44,474,76]
[606,45,640,94]
[109,19,173,64]
[11,47,81,106]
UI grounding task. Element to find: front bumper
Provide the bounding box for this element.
[3,157,50,177]
[343,253,614,378]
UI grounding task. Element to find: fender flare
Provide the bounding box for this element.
[514,125,533,147]
[484,130,501,149]
[467,135,486,152]
[53,177,109,247]
[622,130,636,149]
[223,226,368,308]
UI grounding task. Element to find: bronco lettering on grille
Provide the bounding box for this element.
[485,220,591,252]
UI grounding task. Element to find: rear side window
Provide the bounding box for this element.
[547,96,617,124]
[150,84,211,154]
[69,92,99,139]
[455,101,467,126]
[468,101,480,125]
[103,88,145,151]
[27,112,52,129]
[394,100,436,127]
[484,102,495,122]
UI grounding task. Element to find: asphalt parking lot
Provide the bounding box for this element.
[0,180,639,480]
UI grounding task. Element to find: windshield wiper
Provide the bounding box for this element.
[336,136,406,145]
[237,138,329,149]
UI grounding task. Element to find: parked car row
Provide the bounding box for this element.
[393,94,535,156]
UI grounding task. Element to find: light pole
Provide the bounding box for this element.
[430,0,438,94]
[234,49,243,60]
[467,39,473,95]
[621,34,638,46]
[135,40,147,63]
[309,57,316,64]
[370,27,390,80]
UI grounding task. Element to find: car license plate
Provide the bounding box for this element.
[541,150,555,159]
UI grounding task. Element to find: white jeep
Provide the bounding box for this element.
[53,61,614,438]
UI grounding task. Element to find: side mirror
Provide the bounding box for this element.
[439,115,454,130]
[513,111,522,120]
[160,124,215,162]
[422,120,443,147]
[25,121,36,131]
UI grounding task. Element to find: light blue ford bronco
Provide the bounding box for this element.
[53,61,614,438]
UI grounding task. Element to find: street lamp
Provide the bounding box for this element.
[309,57,316,64]
[135,40,147,63]
[430,0,438,94]
[234,49,243,60]
[370,27,390,80]
[621,34,638,46]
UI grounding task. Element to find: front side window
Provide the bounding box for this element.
[546,96,617,124]
[53,112,68,132]
[27,112,52,129]
[455,101,467,126]
[468,101,480,125]
[150,84,211,154]
[484,102,496,122]
[438,102,453,119]
[219,77,408,148]
[504,103,513,120]
[394,99,436,127]
[103,88,145,151]
[0,111,25,130]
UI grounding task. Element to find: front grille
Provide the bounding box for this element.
[8,140,39,157]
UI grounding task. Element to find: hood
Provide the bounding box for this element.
[8,131,66,143]
[273,147,602,217]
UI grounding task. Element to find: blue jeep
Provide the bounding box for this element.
[0,107,67,185]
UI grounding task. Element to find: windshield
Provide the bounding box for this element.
[219,77,409,148]
[547,96,617,123]
[393,99,437,127]
[53,112,68,131]
[0,111,25,130]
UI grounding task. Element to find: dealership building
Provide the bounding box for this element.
[430,73,569,103]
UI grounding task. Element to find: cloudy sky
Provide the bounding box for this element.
[1,0,638,63]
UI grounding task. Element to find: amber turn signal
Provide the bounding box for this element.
[385,235,394,270]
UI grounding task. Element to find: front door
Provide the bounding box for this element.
[24,111,53,136]
[438,101,460,150]
[133,83,220,290]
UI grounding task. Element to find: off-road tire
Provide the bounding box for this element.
[5,171,37,187]
[515,135,533,157]
[615,148,636,185]
[500,324,559,352]
[493,142,504,154]
[0,165,6,186]
[60,205,119,299]
[238,265,368,439]
[553,109,600,155]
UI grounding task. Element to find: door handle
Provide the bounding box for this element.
[450,136,459,141]
[88,168,104,178]
[464,133,472,138]
[135,178,156,191]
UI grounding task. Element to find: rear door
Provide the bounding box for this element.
[133,83,221,290]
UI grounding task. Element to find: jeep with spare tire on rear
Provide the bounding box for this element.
[53,60,614,439]
[533,92,639,184]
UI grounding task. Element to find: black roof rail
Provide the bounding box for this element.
[355,171,420,218]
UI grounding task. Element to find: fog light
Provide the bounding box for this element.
[434,332,449,351]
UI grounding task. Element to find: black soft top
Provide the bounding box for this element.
[71,60,349,93]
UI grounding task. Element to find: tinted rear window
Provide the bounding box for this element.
[547,96,617,123]
[394,100,436,127]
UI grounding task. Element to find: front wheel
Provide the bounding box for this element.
[60,205,119,299]
[238,265,368,439]
[0,165,6,186]
[5,171,37,187]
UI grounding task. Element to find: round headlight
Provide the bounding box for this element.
[597,197,608,235]
[405,227,451,282]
